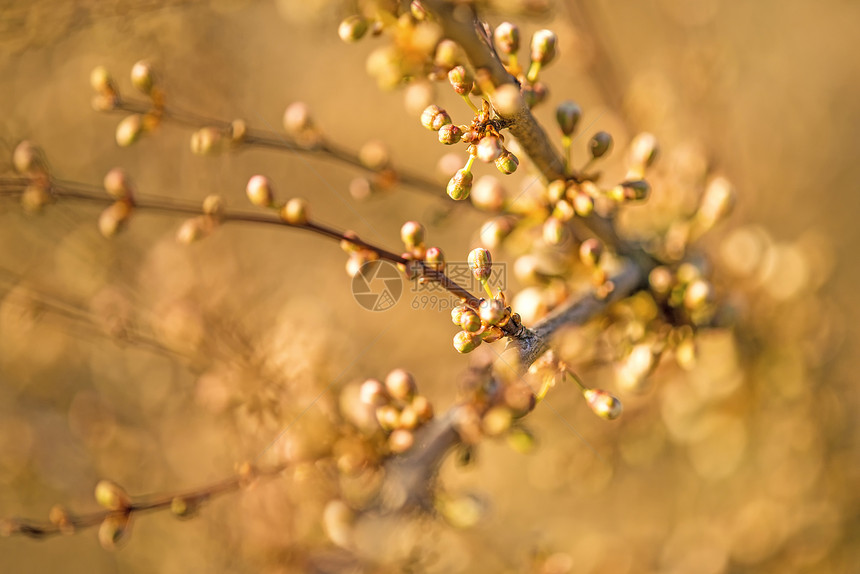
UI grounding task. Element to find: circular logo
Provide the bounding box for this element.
[351,260,403,312]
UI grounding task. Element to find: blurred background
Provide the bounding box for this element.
[0,0,857,572]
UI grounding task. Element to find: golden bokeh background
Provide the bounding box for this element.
[0,1,857,572]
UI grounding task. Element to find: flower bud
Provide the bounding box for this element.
[583,388,622,420]
[420,104,450,131]
[448,65,473,95]
[283,102,313,134]
[12,140,47,175]
[453,330,482,353]
[696,176,735,228]
[411,395,434,422]
[176,216,215,244]
[630,132,659,168]
[245,175,275,208]
[388,429,415,453]
[281,197,309,225]
[478,297,507,326]
[521,82,548,108]
[425,246,445,270]
[494,22,520,55]
[130,60,155,95]
[572,192,594,217]
[434,39,463,70]
[588,131,613,159]
[468,247,492,281]
[683,278,714,311]
[620,179,651,201]
[360,378,389,406]
[98,513,130,550]
[530,29,558,65]
[170,496,199,519]
[546,179,567,202]
[506,426,537,454]
[447,168,473,200]
[542,217,566,245]
[21,183,51,213]
[94,479,131,511]
[103,168,134,200]
[90,65,117,96]
[579,238,604,267]
[190,127,225,156]
[476,135,503,162]
[115,114,144,147]
[438,124,463,145]
[98,201,133,238]
[649,266,674,297]
[451,304,469,326]
[202,194,224,216]
[494,149,519,174]
[479,217,515,248]
[385,368,417,402]
[553,199,575,222]
[338,15,368,43]
[230,119,247,144]
[482,406,513,436]
[458,308,481,332]
[400,221,425,249]
[556,101,582,136]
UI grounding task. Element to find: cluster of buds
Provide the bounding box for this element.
[359,369,434,454]
[282,102,322,149]
[99,168,136,238]
[530,354,623,421]
[90,61,163,147]
[450,248,516,353]
[397,220,445,280]
[176,194,224,244]
[491,23,557,107]
[93,479,132,550]
[650,261,717,326]
[190,119,247,156]
[11,140,52,213]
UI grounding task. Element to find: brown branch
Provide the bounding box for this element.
[0,464,286,540]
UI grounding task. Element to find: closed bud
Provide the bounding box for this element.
[245,175,275,208]
[476,135,503,162]
[522,82,548,108]
[553,199,575,221]
[90,65,117,96]
[12,140,47,175]
[400,221,425,249]
[478,297,507,326]
[616,344,658,393]
[556,101,582,136]
[411,395,434,422]
[388,429,415,453]
[572,192,594,217]
[425,246,445,270]
[649,266,674,297]
[98,513,130,550]
[447,168,473,200]
[506,426,537,454]
[21,183,51,213]
[130,60,155,95]
[115,114,144,147]
[495,149,519,174]
[438,124,463,145]
[579,238,604,267]
[420,104,448,131]
[542,217,566,245]
[458,308,481,332]
[697,176,735,228]
[103,168,134,200]
[683,278,714,310]
[230,119,247,144]
[530,29,558,65]
[453,330,482,353]
[434,39,463,70]
[494,22,520,55]
[546,179,567,202]
[283,102,313,134]
[360,378,389,406]
[479,216,515,248]
[376,404,400,431]
[202,194,224,216]
[98,201,133,238]
[468,247,492,281]
[170,496,199,519]
[385,368,417,402]
[190,127,225,155]
[94,479,131,511]
[451,304,469,326]
[620,179,651,201]
[482,406,513,436]
[583,388,623,420]
[176,216,215,244]
[589,131,613,159]
[48,505,73,533]
[448,65,473,95]
[630,132,659,167]
[338,15,368,43]
[281,197,309,225]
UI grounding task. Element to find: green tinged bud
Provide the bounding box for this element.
[458,308,481,332]
[245,175,275,208]
[438,124,463,145]
[130,60,156,95]
[425,246,445,270]
[453,330,482,353]
[115,114,144,147]
[579,238,604,268]
[542,216,565,245]
[495,150,519,174]
[338,15,368,43]
[589,131,613,159]
[556,101,582,136]
[280,197,309,225]
[98,514,130,551]
[468,248,492,281]
[572,192,594,217]
[530,29,558,65]
[420,104,451,131]
[94,480,131,511]
[583,388,623,420]
[447,65,473,95]
[447,168,473,200]
[385,368,417,401]
[478,297,507,326]
[400,221,425,249]
[630,132,659,168]
[494,22,520,55]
